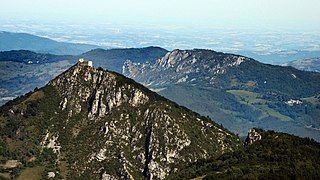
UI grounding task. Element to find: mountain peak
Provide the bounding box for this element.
[49,61,152,119]
[0,61,241,179]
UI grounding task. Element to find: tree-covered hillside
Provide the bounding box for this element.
[168,128,320,179]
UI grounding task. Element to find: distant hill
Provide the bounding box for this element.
[0,50,74,64]
[284,57,320,72]
[239,50,320,65]
[0,31,100,55]
[0,51,77,105]
[123,49,320,141]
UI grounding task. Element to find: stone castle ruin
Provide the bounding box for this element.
[78,58,93,67]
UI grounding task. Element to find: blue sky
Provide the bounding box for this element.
[1,0,320,30]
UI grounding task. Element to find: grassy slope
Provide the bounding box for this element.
[227,90,292,121]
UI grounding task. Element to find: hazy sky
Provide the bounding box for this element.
[1,0,320,30]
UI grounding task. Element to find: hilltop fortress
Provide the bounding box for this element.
[78,58,93,67]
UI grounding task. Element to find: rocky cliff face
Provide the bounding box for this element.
[245,128,262,146]
[0,62,241,179]
[123,49,248,88]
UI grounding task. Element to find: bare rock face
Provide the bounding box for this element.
[123,49,249,87]
[245,128,262,146]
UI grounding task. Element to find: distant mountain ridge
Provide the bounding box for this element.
[0,50,73,64]
[239,50,320,65]
[123,49,320,141]
[0,31,100,55]
[284,57,320,72]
